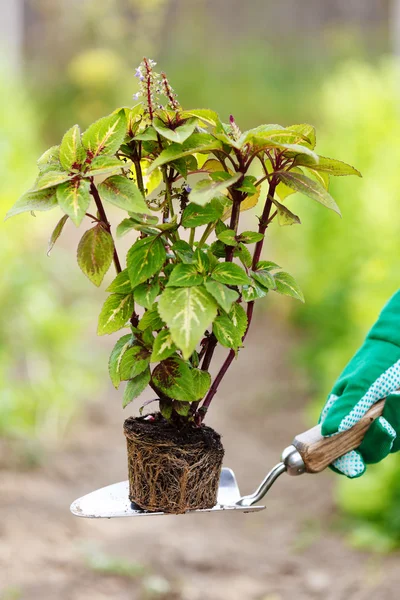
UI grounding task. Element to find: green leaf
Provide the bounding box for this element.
[150,329,177,362]
[57,178,91,226]
[82,110,126,158]
[189,174,241,206]
[166,264,203,287]
[237,231,264,244]
[97,293,134,334]
[204,279,239,313]
[181,198,224,228]
[152,357,206,401]
[158,286,218,359]
[242,282,268,302]
[134,126,158,141]
[191,369,211,399]
[256,261,281,271]
[127,235,166,288]
[47,214,69,255]
[106,269,132,294]
[98,175,150,214]
[37,145,61,173]
[108,334,134,389]
[180,108,220,126]
[123,368,151,408]
[296,155,362,177]
[286,124,316,149]
[211,263,251,286]
[277,171,341,215]
[33,171,71,191]
[134,279,160,309]
[272,199,301,226]
[60,124,86,171]
[117,216,157,238]
[119,344,151,380]
[172,240,194,264]
[233,243,252,268]
[77,223,114,287]
[229,303,247,339]
[5,187,58,220]
[213,314,241,350]
[153,117,197,144]
[217,228,237,246]
[251,269,276,290]
[274,271,304,302]
[147,134,223,174]
[236,175,258,194]
[85,156,123,177]
[192,248,210,274]
[138,306,164,332]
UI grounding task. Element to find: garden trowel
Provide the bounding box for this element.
[70,399,384,518]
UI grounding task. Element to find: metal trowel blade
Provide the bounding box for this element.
[70,467,265,518]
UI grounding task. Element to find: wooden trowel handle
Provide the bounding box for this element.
[291,399,385,473]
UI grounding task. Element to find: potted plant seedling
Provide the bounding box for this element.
[6,58,360,514]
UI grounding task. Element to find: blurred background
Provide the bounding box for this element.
[1,1,400,599]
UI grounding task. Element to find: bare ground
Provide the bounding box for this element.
[1,314,399,600]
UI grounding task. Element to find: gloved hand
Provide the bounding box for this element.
[320,290,400,478]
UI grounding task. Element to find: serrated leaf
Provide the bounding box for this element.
[86,156,123,177]
[98,175,150,213]
[192,369,211,398]
[230,303,247,339]
[82,110,126,158]
[172,240,194,264]
[108,334,134,389]
[47,214,69,255]
[297,155,361,177]
[119,344,151,380]
[152,357,207,401]
[127,235,166,288]
[138,306,164,332]
[204,279,239,313]
[134,279,160,309]
[217,228,237,246]
[166,264,203,287]
[33,171,71,191]
[158,286,218,360]
[106,269,132,294]
[60,124,86,171]
[97,293,134,334]
[57,178,91,226]
[150,330,177,362]
[274,271,304,302]
[123,368,151,408]
[134,126,158,141]
[242,282,268,302]
[233,243,252,268]
[256,260,281,271]
[213,314,241,350]
[77,224,114,287]
[180,108,220,126]
[147,134,223,174]
[251,269,276,290]
[237,231,264,244]
[189,174,241,206]
[37,145,61,172]
[192,248,210,274]
[272,199,301,226]
[211,262,251,285]
[284,124,316,149]
[181,198,224,228]
[277,171,341,215]
[5,187,57,220]
[153,117,197,144]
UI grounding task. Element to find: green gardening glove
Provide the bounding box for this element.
[319,290,400,478]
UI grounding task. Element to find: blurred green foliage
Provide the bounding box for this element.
[0,71,100,443]
[272,58,400,549]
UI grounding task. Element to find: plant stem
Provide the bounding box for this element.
[191,334,218,417]
[189,227,195,248]
[89,181,122,274]
[197,222,214,248]
[199,178,277,421]
[225,191,242,262]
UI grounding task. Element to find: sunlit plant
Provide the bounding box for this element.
[6,58,360,427]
